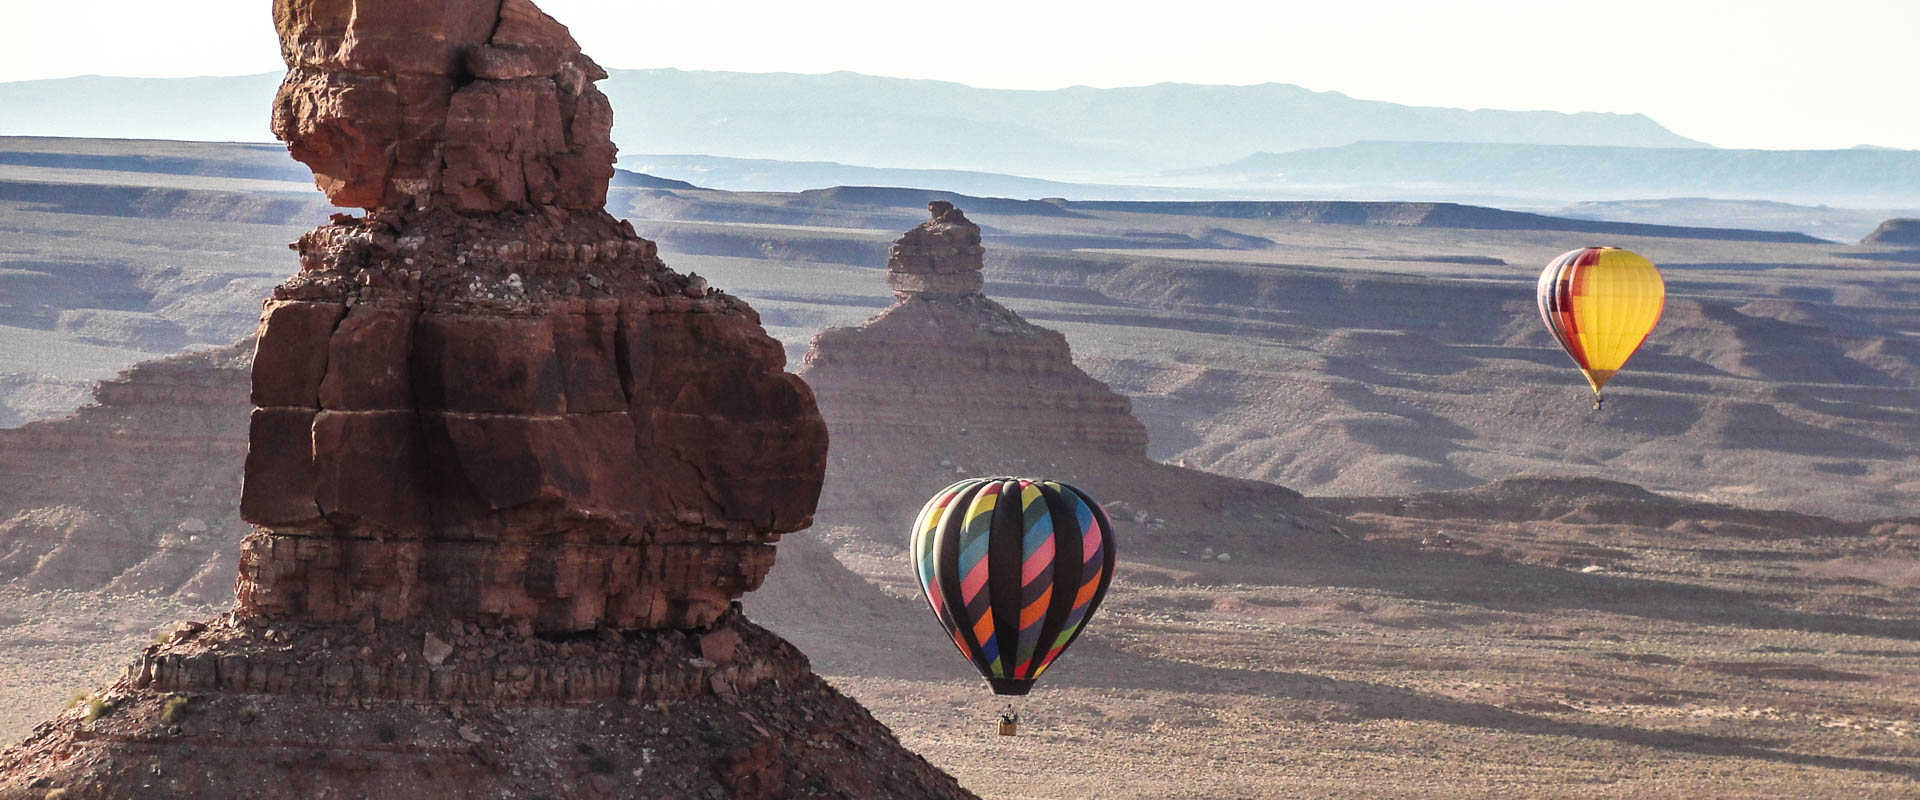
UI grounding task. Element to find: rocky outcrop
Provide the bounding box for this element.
[0,344,251,600]
[1,610,967,799]
[0,2,972,798]
[234,210,827,632]
[1862,218,1920,245]
[805,202,1150,464]
[793,203,1343,565]
[271,0,616,213]
[239,0,826,637]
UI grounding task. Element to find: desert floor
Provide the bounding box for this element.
[5,506,1918,798]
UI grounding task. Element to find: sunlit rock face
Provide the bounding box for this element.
[0,3,977,798]
[244,0,828,635]
[271,0,617,213]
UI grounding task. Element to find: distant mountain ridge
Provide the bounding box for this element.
[3,72,1909,208]
[597,69,1703,175]
[1196,141,1920,207]
[0,69,1699,176]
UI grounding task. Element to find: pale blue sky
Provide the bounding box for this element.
[2,0,1915,151]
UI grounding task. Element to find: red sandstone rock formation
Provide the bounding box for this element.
[271,0,616,213]
[0,3,973,798]
[806,202,1151,462]
[793,203,1343,569]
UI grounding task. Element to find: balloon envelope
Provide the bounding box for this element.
[1536,247,1666,393]
[908,477,1117,696]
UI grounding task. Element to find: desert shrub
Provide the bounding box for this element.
[82,696,111,723]
[160,694,190,723]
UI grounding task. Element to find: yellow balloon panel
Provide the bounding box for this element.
[1537,247,1666,393]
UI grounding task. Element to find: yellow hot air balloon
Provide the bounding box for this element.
[1536,247,1665,409]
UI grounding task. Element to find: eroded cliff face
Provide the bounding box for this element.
[0,2,973,798]
[0,344,251,601]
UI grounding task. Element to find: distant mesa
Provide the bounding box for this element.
[1862,218,1920,245]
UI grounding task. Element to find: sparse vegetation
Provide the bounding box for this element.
[81,695,111,723]
[376,723,397,743]
[160,693,190,723]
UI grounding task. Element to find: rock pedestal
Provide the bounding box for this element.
[806,202,1152,463]
[0,2,973,798]
[233,207,828,633]
[795,203,1343,564]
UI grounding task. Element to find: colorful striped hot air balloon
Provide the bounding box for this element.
[909,477,1116,697]
[1536,247,1666,408]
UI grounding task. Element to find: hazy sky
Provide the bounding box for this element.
[2,0,1915,151]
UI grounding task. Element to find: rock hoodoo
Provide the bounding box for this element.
[805,202,1151,463]
[0,2,974,798]
[792,203,1341,565]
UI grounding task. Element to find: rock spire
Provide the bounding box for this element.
[0,3,975,798]
[884,201,987,299]
[805,202,1152,462]
[793,202,1341,567]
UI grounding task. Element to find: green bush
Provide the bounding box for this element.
[160,694,190,723]
[82,696,111,723]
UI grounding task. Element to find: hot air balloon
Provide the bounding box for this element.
[1536,247,1666,409]
[908,477,1116,706]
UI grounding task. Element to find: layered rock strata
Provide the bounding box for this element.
[235,206,826,633]
[805,202,1151,461]
[0,344,251,600]
[794,204,1342,566]
[1,610,967,799]
[239,0,826,635]
[1,2,973,798]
